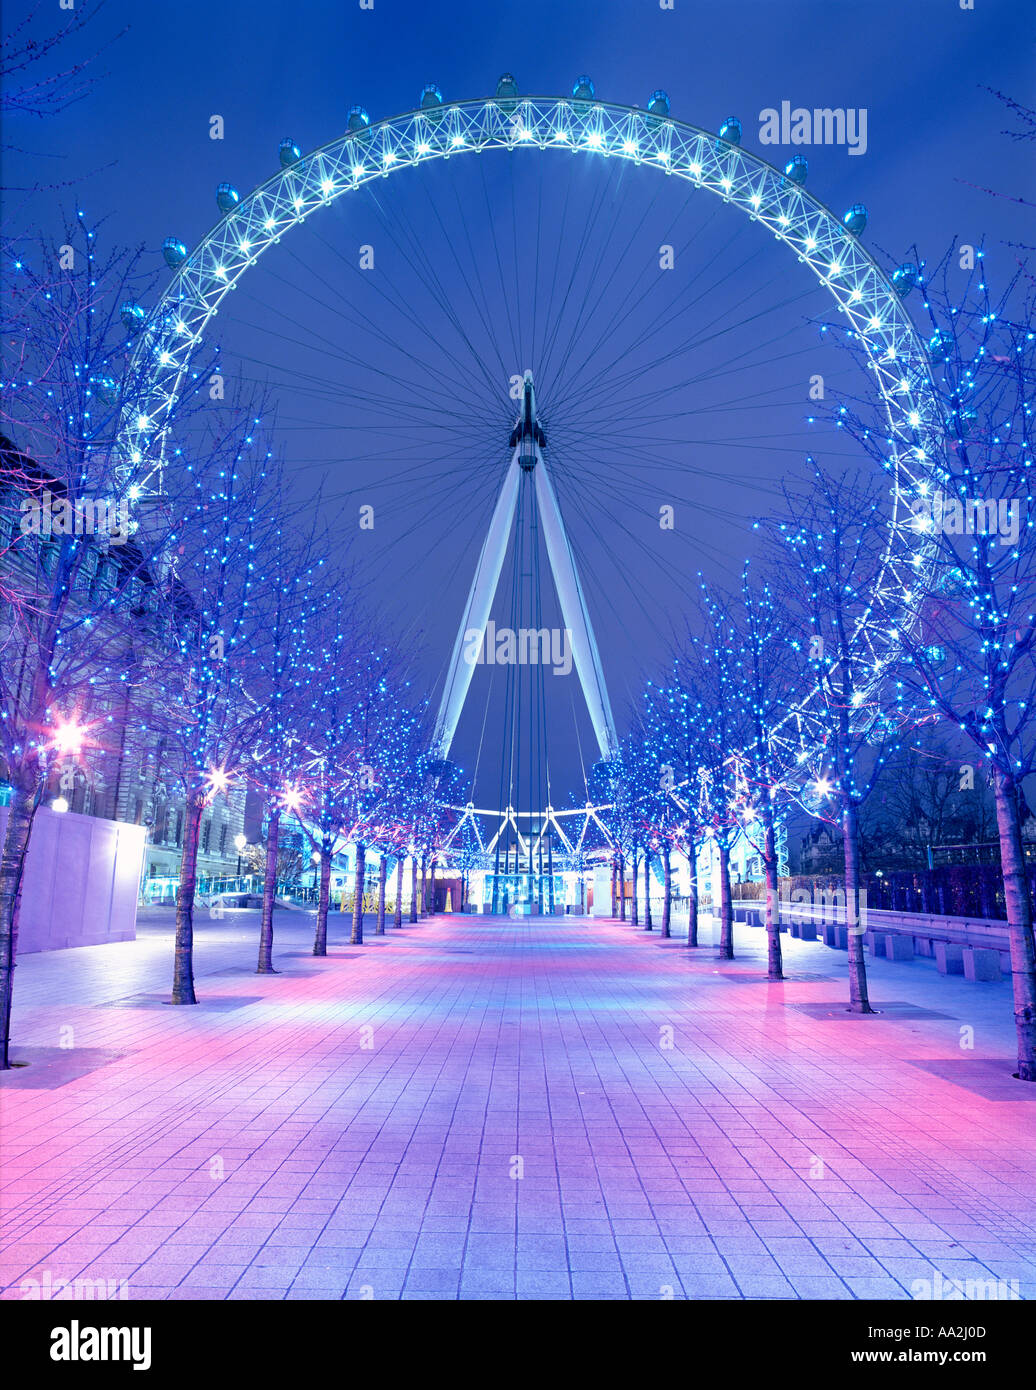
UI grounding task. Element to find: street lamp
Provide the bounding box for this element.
[234,832,247,877]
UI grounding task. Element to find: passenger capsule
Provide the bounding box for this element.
[161,238,187,269]
[279,138,302,168]
[843,203,868,236]
[717,117,742,146]
[928,329,953,363]
[120,302,146,335]
[419,84,444,125]
[94,376,119,405]
[892,263,920,296]
[347,105,371,134]
[495,73,519,103]
[216,182,240,214]
[647,89,670,120]
[572,75,595,103]
[783,154,808,185]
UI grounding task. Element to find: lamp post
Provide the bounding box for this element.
[234,832,247,879]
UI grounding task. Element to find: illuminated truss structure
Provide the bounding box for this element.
[113,81,946,874]
[430,372,618,767]
[440,799,614,862]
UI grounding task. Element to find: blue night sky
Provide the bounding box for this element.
[4,0,1033,809]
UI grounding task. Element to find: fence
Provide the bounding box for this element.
[733,863,1035,921]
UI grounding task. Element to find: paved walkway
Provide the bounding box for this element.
[1,908,1034,1300]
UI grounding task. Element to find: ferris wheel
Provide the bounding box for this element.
[112,75,943,878]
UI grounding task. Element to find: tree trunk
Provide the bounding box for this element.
[763,817,784,981]
[611,855,617,917]
[993,769,1036,1080]
[429,859,437,915]
[172,789,204,1004]
[718,840,734,959]
[313,848,332,955]
[257,807,280,973]
[0,770,42,1068]
[643,851,653,930]
[844,801,873,1013]
[376,855,387,934]
[410,855,418,922]
[686,842,699,947]
[419,853,427,917]
[394,856,404,927]
[661,842,672,939]
[631,849,640,926]
[351,842,366,944]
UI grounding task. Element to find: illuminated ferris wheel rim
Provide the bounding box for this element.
[116,83,943,676]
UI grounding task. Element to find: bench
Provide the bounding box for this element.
[732,898,1012,978]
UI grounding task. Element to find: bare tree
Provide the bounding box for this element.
[833,250,1036,1074]
[245,480,338,974]
[729,565,810,980]
[146,419,281,1005]
[765,464,903,1013]
[1,1,119,127]
[0,224,207,1062]
[641,673,711,948]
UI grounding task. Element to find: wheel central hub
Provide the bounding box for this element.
[509,369,546,471]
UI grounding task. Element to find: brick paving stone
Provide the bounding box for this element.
[1,907,1034,1302]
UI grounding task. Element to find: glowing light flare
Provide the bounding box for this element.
[206,767,231,796]
[50,716,89,757]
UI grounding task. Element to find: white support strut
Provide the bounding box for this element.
[431,453,521,760]
[532,453,619,762]
[431,371,618,766]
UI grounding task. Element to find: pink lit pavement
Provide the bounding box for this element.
[1,908,1034,1301]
